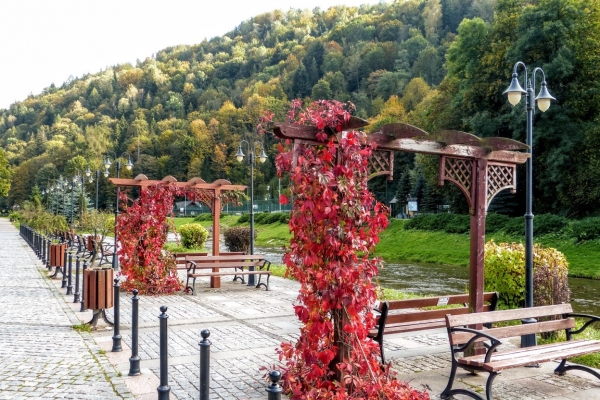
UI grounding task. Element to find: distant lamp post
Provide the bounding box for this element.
[86,166,100,210]
[235,140,267,286]
[103,153,134,271]
[503,61,555,348]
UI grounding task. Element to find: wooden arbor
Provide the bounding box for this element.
[108,175,247,288]
[273,119,529,315]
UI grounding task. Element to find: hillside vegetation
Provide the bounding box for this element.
[1,0,600,219]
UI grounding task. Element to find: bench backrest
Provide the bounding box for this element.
[173,252,208,266]
[377,292,498,326]
[185,254,265,263]
[446,303,575,346]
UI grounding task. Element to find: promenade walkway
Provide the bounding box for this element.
[5,218,600,399]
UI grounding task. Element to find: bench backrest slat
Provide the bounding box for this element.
[378,292,497,313]
[185,254,265,262]
[188,261,265,269]
[385,304,496,325]
[446,304,572,328]
[449,317,576,346]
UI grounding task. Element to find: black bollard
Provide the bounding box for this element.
[73,255,81,303]
[199,330,211,400]
[66,253,73,295]
[266,370,283,400]
[61,245,68,288]
[46,240,52,270]
[80,260,88,312]
[42,236,47,265]
[128,289,141,376]
[157,306,170,400]
[112,278,122,352]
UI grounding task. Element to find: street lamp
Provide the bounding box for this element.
[235,140,267,286]
[503,61,555,348]
[85,167,100,210]
[104,153,134,271]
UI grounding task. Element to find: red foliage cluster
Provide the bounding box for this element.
[275,100,429,399]
[116,183,183,294]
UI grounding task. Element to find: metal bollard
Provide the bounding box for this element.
[266,370,283,400]
[112,278,122,352]
[61,245,68,288]
[128,289,141,376]
[42,236,47,265]
[157,306,170,400]
[73,256,81,303]
[80,260,88,312]
[46,240,52,270]
[66,253,73,295]
[199,329,211,400]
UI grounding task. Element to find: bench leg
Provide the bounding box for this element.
[441,363,488,400]
[555,359,600,380]
[379,339,386,365]
[255,274,270,291]
[192,277,197,296]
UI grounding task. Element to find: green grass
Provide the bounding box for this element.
[73,323,92,333]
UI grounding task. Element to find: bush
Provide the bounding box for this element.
[534,214,568,236]
[193,213,222,222]
[484,240,570,310]
[403,213,469,234]
[254,212,269,224]
[570,217,600,242]
[485,213,510,234]
[503,217,524,236]
[178,223,209,249]
[238,213,250,223]
[223,226,256,253]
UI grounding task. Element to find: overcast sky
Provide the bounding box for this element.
[0,0,384,110]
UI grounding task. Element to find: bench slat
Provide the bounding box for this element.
[186,254,265,262]
[446,304,573,328]
[188,261,265,269]
[458,340,600,372]
[189,271,271,278]
[450,318,576,346]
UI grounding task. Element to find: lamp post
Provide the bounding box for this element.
[85,167,100,210]
[235,140,267,286]
[103,153,134,271]
[503,61,555,348]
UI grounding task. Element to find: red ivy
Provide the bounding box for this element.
[116,183,184,295]
[275,100,429,399]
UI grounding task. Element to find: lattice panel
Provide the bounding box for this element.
[190,189,215,213]
[487,163,516,210]
[368,149,392,178]
[442,157,474,207]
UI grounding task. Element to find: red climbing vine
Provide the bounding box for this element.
[274,100,429,399]
[116,183,184,294]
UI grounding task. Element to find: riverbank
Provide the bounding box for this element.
[177,216,600,279]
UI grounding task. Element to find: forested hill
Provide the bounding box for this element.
[1,0,599,218]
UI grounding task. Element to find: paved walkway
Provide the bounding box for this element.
[6,219,600,399]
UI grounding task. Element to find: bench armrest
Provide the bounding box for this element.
[260,260,271,271]
[187,260,197,274]
[449,327,502,363]
[567,313,600,336]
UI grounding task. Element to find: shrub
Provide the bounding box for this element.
[178,223,209,249]
[238,213,250,223]
[223,226,256,253]
[485,213,510,234]
[570,217,600,242]
[484,240,570,310]
[403,213,469,234]
[193,213,222,222]
[264,212,284,224]
[254,213,269,224]
[503,217,524,236]
[534,214,568,236]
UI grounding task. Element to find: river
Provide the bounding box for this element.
[258,247,600,316]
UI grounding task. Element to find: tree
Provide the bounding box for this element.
[0,149,12,197]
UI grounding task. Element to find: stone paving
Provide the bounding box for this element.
[8,219,600,399]
[0,219,132,399]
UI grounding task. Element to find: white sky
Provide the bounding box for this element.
[0,0,383,110]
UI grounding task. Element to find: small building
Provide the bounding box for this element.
[173,200,204,216]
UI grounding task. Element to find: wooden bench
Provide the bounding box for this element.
[369,292,498,364]
[171,252,243,270]
[442,303,600,400]
[185,254,272,294]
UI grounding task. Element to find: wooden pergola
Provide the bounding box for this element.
[108,175,247,288]
[273,119,529,315]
